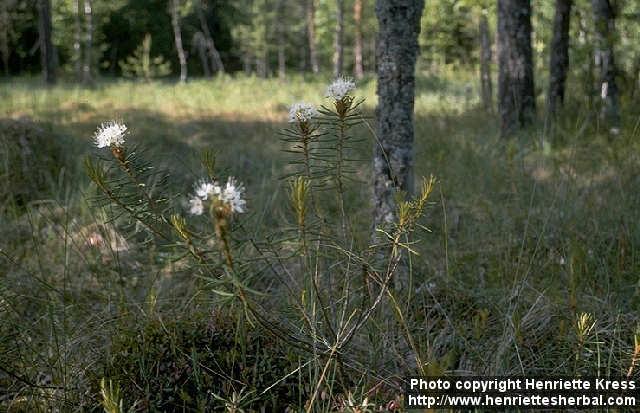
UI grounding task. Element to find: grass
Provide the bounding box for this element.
[1,72,640,411]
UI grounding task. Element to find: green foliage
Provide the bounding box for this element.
[1,0,41,75]
[119,33,171,80]
[421,0,479,66]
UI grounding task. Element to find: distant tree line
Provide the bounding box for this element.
[2,0,640,136]
[0,0,381,80]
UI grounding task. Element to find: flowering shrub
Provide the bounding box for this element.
[85,77,435,410]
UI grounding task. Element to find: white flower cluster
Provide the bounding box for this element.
[94,120,128,148]
[288,102,318,123]
[188,177,246,215]
[325,77,356,100]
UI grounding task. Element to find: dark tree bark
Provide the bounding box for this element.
[591,0,620,130]
[373,0,424,229]
[497,0,535,135]
[306,0,319,73]
[171,0,188,82]
[193,32,211,77]
[354,0,364,79]
[546,0,572,118]
[196,0,224,75]
[333,0,345,77]
[82,0,93,85]
[37,0,55,84]
[0,0,11,76]
[479,12,493,111]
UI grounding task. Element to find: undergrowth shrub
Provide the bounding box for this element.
[84,78,434,411]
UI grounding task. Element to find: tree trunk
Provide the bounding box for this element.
[306,0,319,73]
[546,0,572,118]
[37,0,55,84]
[373,0,424,229]
[193,32,211,77]
[82,0,93,85]
[171,0,188,82]
[333,0,345,77]
[278,44,286,79]
[196,0,224,75]
[277,0,286,80]
[256,54,267,78]
[353,0,364,79]
[73,0,82,80]
[497,0,535,135]
[591,0,620,131]
[298,24,307,73]
[479,13,493,111]
[242,52,252,75]
[0,0,10,76]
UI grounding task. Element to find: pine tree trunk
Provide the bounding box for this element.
[277,0,287,80]
[0,0,10,76]
[333,0,345,77]
[196,0,224,75]
[306,0,319,73]
[37,0,55,84]
[171,0,188,82]
[193,32,211,77]
[497,0,535,135]
[243,52,251,75]
[82,0,93,85]
[72,0,82,80]
[546,0,572,118]
[479,13,493,111]
[373,0,424,228]
[591,0,620,131]
[353,0,364,79]
[299,24,307,73]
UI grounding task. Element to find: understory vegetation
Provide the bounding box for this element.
[1,73,640,411]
